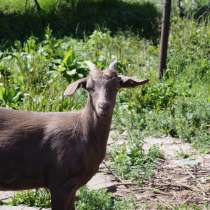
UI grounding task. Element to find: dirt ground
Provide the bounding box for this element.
[138,137,210,209]
[88,135,210,209]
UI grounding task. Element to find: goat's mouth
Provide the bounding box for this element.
[96,109,110,118]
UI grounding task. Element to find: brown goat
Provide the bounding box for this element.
[0,61,149,210]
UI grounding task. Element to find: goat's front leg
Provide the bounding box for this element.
[50,188,76,210]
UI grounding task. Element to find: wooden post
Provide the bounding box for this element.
[158,0,171,80]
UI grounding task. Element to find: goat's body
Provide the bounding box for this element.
[0,62,148,210]
[0,108,103,193]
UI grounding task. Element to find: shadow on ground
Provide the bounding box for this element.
[0,0,161,42]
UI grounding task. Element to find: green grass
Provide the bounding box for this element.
[176,151,191,159]
[7,188,136,210]
[108,130,163,185]
[8,189,51,208]
[0,0,57,13]
[113,18,210,152]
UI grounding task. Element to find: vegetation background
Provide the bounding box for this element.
[0,0,209,209]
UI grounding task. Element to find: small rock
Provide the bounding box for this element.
[87,173,117,191]
[0,191,15,201]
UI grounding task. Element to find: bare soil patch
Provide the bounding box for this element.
[88,136,210,209]
[137,137,210,209]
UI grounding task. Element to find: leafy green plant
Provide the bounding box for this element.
[7,188,136,210]
[109,130,163,185]
[9,189,51,208]
[176,151,191,159]
[76,187,136,210]
[58,48,89,82]
[192,132,210,154]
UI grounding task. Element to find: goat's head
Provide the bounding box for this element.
[64,61,149,118]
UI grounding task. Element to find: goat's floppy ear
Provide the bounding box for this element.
[119,76,149,88]
[64,78,87,96]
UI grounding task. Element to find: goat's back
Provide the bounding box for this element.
[0,108,83,190]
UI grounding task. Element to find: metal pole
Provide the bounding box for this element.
[158,0,171,79]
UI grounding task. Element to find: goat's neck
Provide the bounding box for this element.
[81,97,114,146]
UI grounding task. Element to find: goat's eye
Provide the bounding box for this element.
[87,87,95,92]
